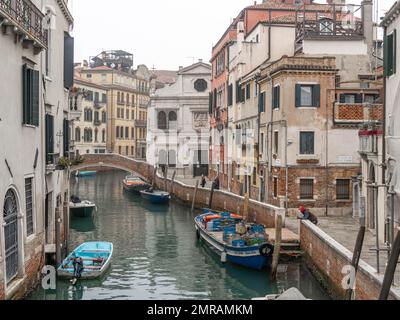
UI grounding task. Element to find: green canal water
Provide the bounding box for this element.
[28,170,329,300]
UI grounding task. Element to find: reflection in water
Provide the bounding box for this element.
[28,170,329,300]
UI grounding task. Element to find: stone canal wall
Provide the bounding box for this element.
[75,154,284,228]
[300,221,400,300]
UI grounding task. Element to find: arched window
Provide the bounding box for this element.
[4,189,19,283]
[168,150,177,168]
[102,111,107,123]
[158,111,167,130]
[102,129,106,143]
[75,127,81,142]
[159,150,167,165]
[168,111,177,130]
[121,93,125,103]
[94,128,98,142]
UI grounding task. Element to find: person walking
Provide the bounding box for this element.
[201,175,207,188]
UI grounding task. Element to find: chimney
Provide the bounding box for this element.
[362,0,373,59]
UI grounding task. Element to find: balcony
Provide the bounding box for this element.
[359,129,381,155]
[135,120,147,128]
[93,119,102,127]
[93,101,105,109]
[334,103,383,125]
[0,0,47,52]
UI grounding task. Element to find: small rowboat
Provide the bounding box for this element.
[123,175,150,194]
[70,197,97,218]
[140,189,171,204]
[76,171,97,177]
[195,209,274,270]
[58,242,113,280]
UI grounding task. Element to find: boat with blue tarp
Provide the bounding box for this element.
[195,209,274,270]
[76,170,97,177]
[58,242,113,280]
[140,188,171,204]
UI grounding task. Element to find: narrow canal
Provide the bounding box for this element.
[28,170,329,300]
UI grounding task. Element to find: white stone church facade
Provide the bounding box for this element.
[147,61,211,178]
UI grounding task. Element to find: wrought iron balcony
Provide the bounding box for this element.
[0,0,47,50]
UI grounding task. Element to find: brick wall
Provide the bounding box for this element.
[300,221,400,300]
[268,166,360,216]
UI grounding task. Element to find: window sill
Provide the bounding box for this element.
[296,106,319,110]
[298,199,316,202]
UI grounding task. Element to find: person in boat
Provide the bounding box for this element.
[146,187,154,193]
[70,195,81,204]
[72,255,84,280]
[298,206,318,225]
[201,175,207,188]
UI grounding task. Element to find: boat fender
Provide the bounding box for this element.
[221,252,227,263]
[259,244,274,257]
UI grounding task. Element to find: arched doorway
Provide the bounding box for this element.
[3,189,19,283]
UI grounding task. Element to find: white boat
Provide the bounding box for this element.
[70,197,97,218]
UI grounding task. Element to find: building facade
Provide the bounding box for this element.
[147,61,211,178]
[70,78,108,155]
[79,51,152,159]
[0,0,73,299]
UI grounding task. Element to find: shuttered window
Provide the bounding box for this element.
[227,84,233,106]
[236,81,241,103]
[209,92,213,114]
[300,179,314,200]
[63,119,70,157]
[45,114,54,164]
[64,33,74,89]
[246,83,251,100]
[300,132,315,155]
[336,179,351,200]
[22,65,39,127]
[258,92,265,113]
[295,84,320,108]
[384,30,397,77]
[272,86,280,109]
[25,178,34,237]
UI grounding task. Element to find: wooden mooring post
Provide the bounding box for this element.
[208,182,215,209]
[170,171,176,195]
[152,167,157,188]
[192,180,199,213]
[164,167,169,191]
[345,198,366,300]
[379,227,400,300]
[271,214,283,281]
[243,193,249,220]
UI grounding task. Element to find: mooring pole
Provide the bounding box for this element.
[192,180,199,213]
[243,193,250,221]
[170,171,176,195]
[208,182,215,209]
[152,167,157,188]
[379,227,400,300]
[345,201,366,300]
[164,167,169,191]
[271,214,283,281]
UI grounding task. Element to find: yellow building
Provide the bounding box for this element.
[79,51,152,158]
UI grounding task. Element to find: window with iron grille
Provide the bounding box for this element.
[25,178,34,236]
[300,179,314,200]
[300,132,315,155]
[336,179,351,200]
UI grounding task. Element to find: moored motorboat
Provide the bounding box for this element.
[76,170,97,177]
[70,196,96,218]
[195,209,274,270]
[122,175,150,194]
[140,189,171,204]
[58,242,113,280]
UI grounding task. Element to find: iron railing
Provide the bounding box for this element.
[0,0,47,48]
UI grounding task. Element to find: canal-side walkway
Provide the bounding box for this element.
[286,215,400,288]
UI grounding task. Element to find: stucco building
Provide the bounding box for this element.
[0,0,74,299]
[79,51,152,159]
[147,61,211,178]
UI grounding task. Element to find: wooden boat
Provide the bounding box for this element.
[195,209,274,270]
[76,170,97,177]
[122,175,150,194]
[70,197,96,218]
[58,242,113,280]
[252,288,310,300]
[140,189,170,204]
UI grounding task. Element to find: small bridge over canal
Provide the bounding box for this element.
[71,154,154,180]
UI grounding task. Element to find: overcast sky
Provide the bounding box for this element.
[70,0,395,70]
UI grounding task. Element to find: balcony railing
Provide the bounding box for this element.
[0,0,47,49]
[334,103,383,125]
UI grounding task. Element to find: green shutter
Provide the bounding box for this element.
[22,64,28,124]
[295,84,301,107]
[313,85,320,107]
[273,86,280,109]
[63,119,70,157]
[209,92,213,114]
[384,34,389,77]
[259,92,265,113]
[32,70,39,126]
[45,114,54,164]
[394,29,397,75]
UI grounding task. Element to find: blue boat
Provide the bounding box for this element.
[76,170,97,177]
[140,189,171,204]
[58,242,113,279]
[194,210,274,270]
